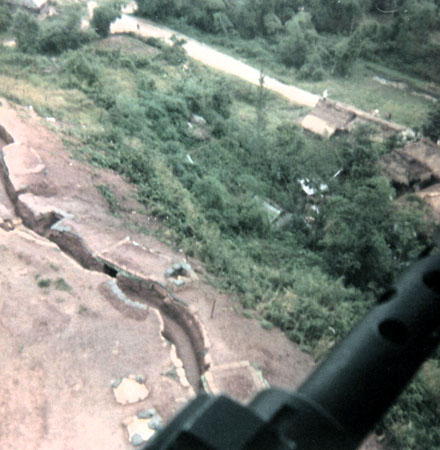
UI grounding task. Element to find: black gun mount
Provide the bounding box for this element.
[143,252,440,450]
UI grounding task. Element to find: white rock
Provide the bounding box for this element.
[113,376,149,405]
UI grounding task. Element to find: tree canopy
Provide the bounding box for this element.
[91,2,122,38]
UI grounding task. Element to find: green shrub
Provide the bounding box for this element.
[298,54,325,81]
[258,266,365,350]
[423,101,440,142]
[310,0,363,34]
[63,51,102,89]
[12,10,40,53]
[96,184,120,214]
[55,278,72,291]
[331,36,359,77]
[263,12,282,35]
[38,8,96,54]
[0,5,11,32]
[38,278,51,288]
[278,12,318,69]
[380,377,440,448]
[91,2,121,38]
[212,11,234,34]
[159,35,187,65]
[238,199,270,237]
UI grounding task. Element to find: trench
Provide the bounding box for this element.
[0,126,19,229]
[0,124,205,392]
[122,286,201,390]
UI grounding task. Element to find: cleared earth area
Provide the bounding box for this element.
[0,100,320,449]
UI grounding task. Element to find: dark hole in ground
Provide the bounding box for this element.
[104,264,118,278]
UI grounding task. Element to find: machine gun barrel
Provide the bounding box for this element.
[143,252,440,450]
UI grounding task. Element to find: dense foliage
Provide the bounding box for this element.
[135,0,440,82]
[0,4,10,32]
[423,101,440,142]
[91,2,122,38]
[11,7,96,54]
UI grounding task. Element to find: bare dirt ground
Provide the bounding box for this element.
[0,100,327,449]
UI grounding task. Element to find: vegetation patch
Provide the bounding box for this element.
[37,278,51,288]
[54,277,72,292]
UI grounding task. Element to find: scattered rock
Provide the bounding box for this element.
[165,261,192,278]
[111,378,122,389]
[148,414,164,431]
[136,374,146,384]
[172,278,185,287]
[124,409,164,446]
[112,375,149,405]
[165,261,199,291]
[131,432,146,447]
[137,408,156,420]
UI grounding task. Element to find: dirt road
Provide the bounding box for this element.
[110,14,320,108]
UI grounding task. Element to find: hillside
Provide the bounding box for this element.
[0,99,316,449]
[1,1,440,449]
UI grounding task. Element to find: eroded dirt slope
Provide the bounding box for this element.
[0,100,321,449]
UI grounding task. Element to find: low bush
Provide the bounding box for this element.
[38,9,96,54]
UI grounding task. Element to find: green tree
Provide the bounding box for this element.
[0,5,11,32]
[212,11,234,34]
[319,177,396,290]
[278,12,320,69]
[310,0,363,34]
[12,10,40,53]
[393,0,440,60]
[274,0,303,23]
[91,2,121,38]
[263,12,282,35]
[229,0,280,37]
[38,7,95,54]
[136,0,182,19]
[319,130,426,291]
[186,0,227,32]
[63,50,102,89]
[331,35,360,76]
[423,101,440,142]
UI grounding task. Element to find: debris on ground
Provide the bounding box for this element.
[164,261,198,289]
[112,375,149,405]
[123,408,164,447]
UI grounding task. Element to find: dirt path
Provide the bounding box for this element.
[109,14,320,108]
